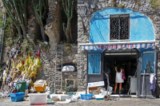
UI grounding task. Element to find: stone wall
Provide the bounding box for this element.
[77,0,160,90]
[41,44,77,93]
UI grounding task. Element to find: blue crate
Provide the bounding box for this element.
[10,92,25,102]
[80,94,93,100]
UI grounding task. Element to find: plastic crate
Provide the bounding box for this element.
[80,94,93,100]
[10,92,25,102]
[28,93,48,105]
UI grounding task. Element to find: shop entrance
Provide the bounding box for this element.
[103,49,139,95]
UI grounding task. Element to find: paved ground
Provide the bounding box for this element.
[0,97,160,106]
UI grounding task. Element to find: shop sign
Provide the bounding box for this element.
[88,81,104,87]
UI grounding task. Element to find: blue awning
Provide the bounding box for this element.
[79,41,155,51]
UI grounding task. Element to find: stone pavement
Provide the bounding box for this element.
[0,97,160,106]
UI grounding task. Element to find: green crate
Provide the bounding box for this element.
[16,81,26,92]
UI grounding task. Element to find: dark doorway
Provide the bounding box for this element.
[103,49,138,95]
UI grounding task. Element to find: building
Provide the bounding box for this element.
[77,0,160,97]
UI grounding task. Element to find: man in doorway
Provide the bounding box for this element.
[104,63,111,90]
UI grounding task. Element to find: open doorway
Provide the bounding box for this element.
[103,49,138,95]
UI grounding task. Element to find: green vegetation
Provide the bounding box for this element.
[0,19,3,27]
[62,0,75,43]
[0,12,3,27]
[2,0,77,46]
[150,0,160,9]
[32,0,48,41]
[117,4,125,8]
[2,0,28,40]
[4,16,15,47]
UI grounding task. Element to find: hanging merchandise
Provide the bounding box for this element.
[122,69,126,80]
[150,74,156,93]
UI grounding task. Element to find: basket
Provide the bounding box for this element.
[10,92,25,102]
[80,94,93,100]
[34,85,46,93]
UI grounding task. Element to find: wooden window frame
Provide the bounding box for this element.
[110,14,130,41]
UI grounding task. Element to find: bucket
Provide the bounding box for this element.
[80,94,93,100]
[10,92,25,102]
[16,81,26,92]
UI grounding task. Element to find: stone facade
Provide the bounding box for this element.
[41,44,78,93]
[77,0,160,90]
[2,0,160,93]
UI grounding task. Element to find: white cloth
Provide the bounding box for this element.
[116,71,124,83]
[62,65,75,72]
[150,73,156,84]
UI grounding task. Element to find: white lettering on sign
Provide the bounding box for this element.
[88,81,104,87]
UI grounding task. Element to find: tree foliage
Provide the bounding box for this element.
[2,0,48,43]
[32,0,48,41]
[62,0,75,43]
[2,0,28,40]
[150,0,160,9]
[2,0,77,45]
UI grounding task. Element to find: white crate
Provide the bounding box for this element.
[28,93,48,105]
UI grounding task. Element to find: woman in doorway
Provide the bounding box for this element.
[114,66,125,94]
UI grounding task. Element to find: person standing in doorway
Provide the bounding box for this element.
[114,66,125,94]
[104,63,111,90]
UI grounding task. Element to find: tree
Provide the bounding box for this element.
[62,0,75,43]
[32,0,48,41]
[2,0,28,40]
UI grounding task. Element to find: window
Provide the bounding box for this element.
[88,53,101,74]
[110,14,129,40]
[65,79,75,88]
[142,51,155,73]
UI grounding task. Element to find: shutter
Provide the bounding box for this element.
[88,52,101,74]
